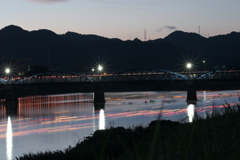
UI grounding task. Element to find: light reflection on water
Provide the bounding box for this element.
[6,116,12,160]
[99,109,105,130]
[187,104,195,123]
[0,90,240,159]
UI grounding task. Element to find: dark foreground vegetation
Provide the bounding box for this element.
[16,105,240,160]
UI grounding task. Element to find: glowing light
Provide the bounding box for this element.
[6,116,12,160]
[98,65,103,71]
[5,68,10,74]
[186,63,192,69]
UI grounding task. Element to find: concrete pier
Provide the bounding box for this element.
[94,84,106,104]
[4,86,18,105]
[94,103,105,111]
[186,81,198,103]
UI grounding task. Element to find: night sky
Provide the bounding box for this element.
[1,0,240,40]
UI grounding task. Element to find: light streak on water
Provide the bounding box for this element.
[93,106,96,133]
[0,90,239,160]
[203,91,206,101]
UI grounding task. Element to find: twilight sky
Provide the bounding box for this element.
[1,0,240,40]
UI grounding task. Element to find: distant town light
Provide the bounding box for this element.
[5,68,10,74]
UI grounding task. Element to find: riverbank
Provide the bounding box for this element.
[16,104,240,160]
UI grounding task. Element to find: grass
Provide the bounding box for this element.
[16,104,240,160]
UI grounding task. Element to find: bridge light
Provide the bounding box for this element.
[5,68,10,74]
[203,60,206,73]
[98,65,103,81]
[98,65,103,71]
[186,63,192,69]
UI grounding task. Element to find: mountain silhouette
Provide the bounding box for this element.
[0,25,240,73]
[152,30,240,69]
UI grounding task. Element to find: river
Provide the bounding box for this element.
[0,90,239,160]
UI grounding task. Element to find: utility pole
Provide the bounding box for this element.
[144,29,147,41]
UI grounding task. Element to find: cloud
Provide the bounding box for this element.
[27,0,69,4]
[157,26,177,32]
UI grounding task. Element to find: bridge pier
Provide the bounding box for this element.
[94,84,106,105]
[186,81,198,103]
[3,86,18,116]
[94,103,105,111]
[5,86,18,105]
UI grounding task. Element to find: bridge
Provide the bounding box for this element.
[1,67,239,85]
[1,67,240,107]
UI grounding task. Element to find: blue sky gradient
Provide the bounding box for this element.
[1,0,240,40]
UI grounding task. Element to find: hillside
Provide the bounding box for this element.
[0,25,240,72]
[161,30,240,69]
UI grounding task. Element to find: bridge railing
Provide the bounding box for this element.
[1,68,240,85]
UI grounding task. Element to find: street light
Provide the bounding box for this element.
[5,68,10,74]
[98,65,103,81]
[98,65,102,71]
[203,60,205,73]
[92,68,95,76]
[186,63,192,69]
[5,68,10,80]
[186,63,192,78]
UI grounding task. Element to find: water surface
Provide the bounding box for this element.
[0,90,239,160]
